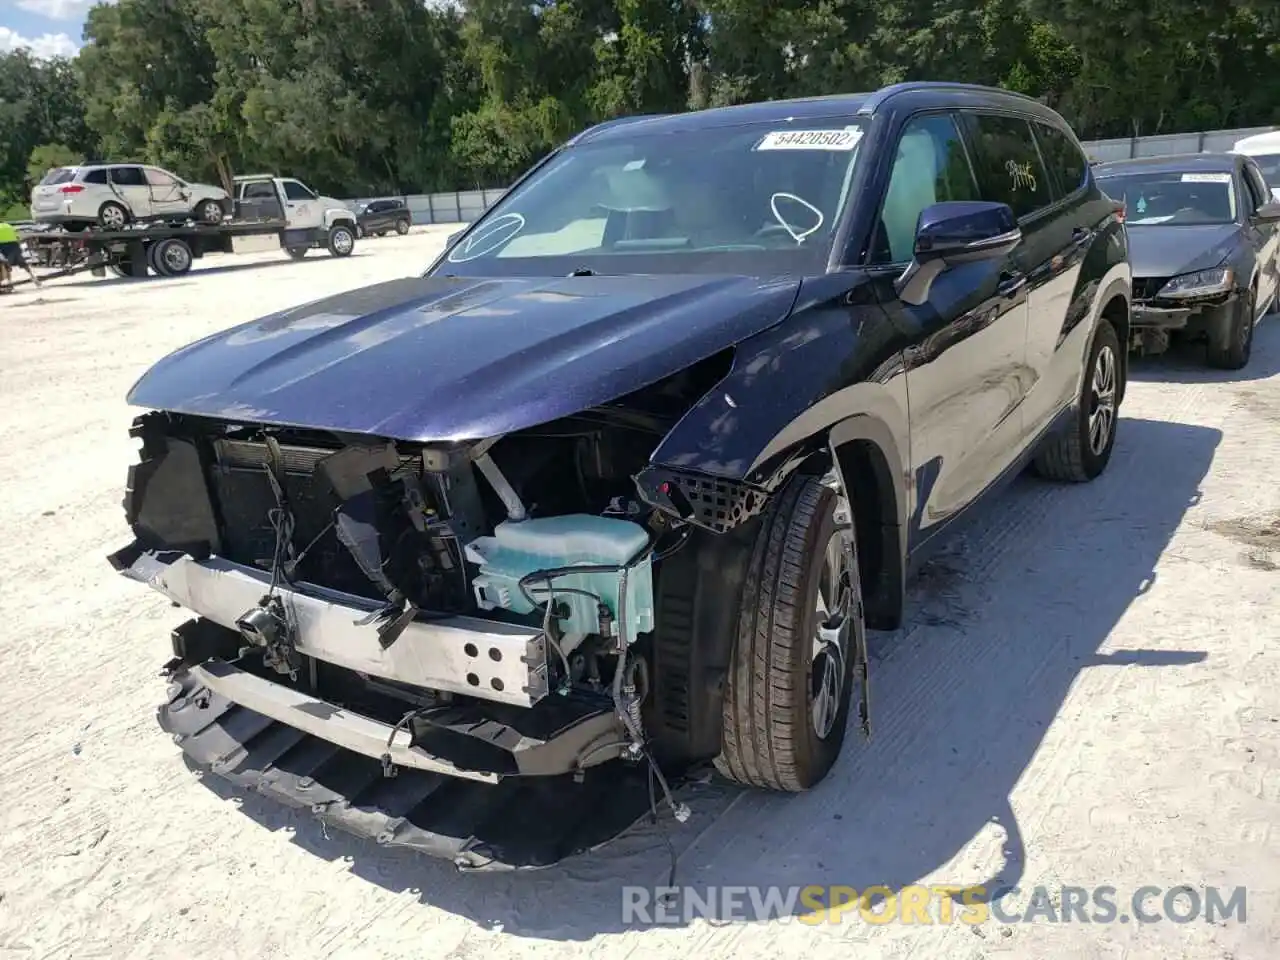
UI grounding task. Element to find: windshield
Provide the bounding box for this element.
[1098,170,1238,226]
[433,119,867,277]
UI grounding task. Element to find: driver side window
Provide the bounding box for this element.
[872,113,980,265]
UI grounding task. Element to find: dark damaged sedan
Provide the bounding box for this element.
[1095,153,1280,369]
[109,82,1130,869]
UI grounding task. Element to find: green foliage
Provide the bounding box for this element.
[1,0,1280,205]
[26,143,82,187]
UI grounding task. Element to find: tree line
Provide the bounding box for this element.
[3,0,1280,219]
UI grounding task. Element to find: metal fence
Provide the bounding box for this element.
[345,123,1280,226]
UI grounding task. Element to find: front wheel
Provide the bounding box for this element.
[716,474,862,792]
[1033,318,1121,482]
[1205,288,1255,370]
[327,224,355,257]
[195,199,224,224]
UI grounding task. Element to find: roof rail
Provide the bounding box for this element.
[857,81,1042,115]
[232,173,278,180]
[568,113,670,145]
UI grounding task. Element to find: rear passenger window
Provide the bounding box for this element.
[109,166,146,186]
[872,113,980,264]
[966,115,1054,219]
[1034,122,1089,197]
[82,169,108,185]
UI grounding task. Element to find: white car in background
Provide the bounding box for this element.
[30,162,230,230]
[1232,131,1280,200]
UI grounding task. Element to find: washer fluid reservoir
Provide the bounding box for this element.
[465,514,654,641]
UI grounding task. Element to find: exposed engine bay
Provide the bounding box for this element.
[107,354,780,832]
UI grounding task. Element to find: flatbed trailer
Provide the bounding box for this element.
[14,209,356,286]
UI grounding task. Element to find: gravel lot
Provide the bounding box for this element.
[0,230,1276,959]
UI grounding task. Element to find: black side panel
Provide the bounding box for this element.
[125,418,220,557]
[645,516,761,765]
[159,668,659,870]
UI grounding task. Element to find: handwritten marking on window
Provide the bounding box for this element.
[1005,159,1038,193]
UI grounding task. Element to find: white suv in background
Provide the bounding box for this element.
[30,162,231,230]
[1232,131,1280,201]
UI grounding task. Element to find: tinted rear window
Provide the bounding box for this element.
[966,114,1055,218]
[83,169,108,185]
[39,167,76,186]
[1034,122,1089,197]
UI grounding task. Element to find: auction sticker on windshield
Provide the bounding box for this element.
[756,129,862,151]
[1181,173,1232,183]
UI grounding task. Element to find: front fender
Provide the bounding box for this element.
[324,208,356,229]
[647,273,908,492]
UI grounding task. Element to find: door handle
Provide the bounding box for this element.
[997,272,1027,298]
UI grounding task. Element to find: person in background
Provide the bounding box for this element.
[0,220,41,292]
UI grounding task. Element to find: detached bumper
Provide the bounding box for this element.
[159,664,657,870]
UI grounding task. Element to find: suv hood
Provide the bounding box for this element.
[127,273,801,441]
[188,180,230,200]
[1127,223,1240,278]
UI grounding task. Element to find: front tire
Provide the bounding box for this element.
[195,199,224,224]
[1033,318,1121,482]
[1205,287,1255,370]
[716,474,861,792]
[327,223,355,257]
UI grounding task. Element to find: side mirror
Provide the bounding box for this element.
[896,201,1021,306]
[1251,201,1280,224]
[446,229,463,248]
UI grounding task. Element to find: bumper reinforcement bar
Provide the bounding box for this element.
[115,547,549,707]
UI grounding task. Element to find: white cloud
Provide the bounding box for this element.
[15,0,98,22]
[0,26,80,59]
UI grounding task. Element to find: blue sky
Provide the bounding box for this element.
[0,0,102,59]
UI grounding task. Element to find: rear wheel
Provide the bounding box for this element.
[1033,318,1121,482]
[395,218,410,236]
[716,474,861,792]
[152,238,193,277]
[98,202,129,230]
[1205,287,1255,370]
[286,247,309,261]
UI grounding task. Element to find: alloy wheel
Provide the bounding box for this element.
[811,519,854,739]
[1087,344,1117,456]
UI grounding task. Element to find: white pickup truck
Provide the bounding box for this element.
[232,174,359,259]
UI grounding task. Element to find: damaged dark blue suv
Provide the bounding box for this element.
[110,81,1130,869]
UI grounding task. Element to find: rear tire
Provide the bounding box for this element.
[1205,288,1255,370]
[98,202,129,230]
[395,219,410,235]
[1033,318,1121,482]
[151,238,193,277]
[715,474,861,792]
[286,247,309,261]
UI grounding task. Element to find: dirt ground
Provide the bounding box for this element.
[0,231,1277,960]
